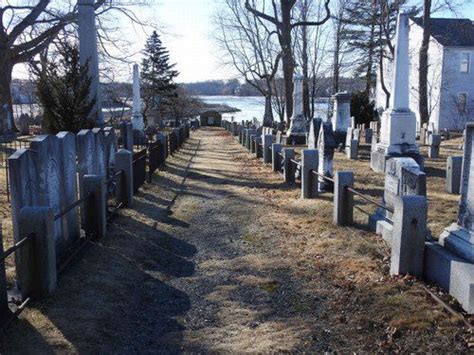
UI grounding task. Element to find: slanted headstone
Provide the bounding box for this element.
[439,123,474,262]
[307,118,322,149]
[317,122,336,192]
[286,76,307,144]
[370,12,422,172]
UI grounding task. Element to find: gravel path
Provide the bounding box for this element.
[2,127,470,353]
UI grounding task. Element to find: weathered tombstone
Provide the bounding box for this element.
[56,132,80,249]
[263,135,273,163]
[30,135,63,244]
[331,92,352,147]
[286,76,307,144]
[371,12,422,172]
[77,129,95,225]
[317,122,336,192]
[92,128,106,176]
[369,157,426,242]
[307,118,322,149]
[446,156,462,194]
[344,128,354,156]
[18,114,31,136]
[131,64,144,131]
[250,134,257,154]
[104,127,117,173]
[364,128,373,144]
[255,136,263,159]
[78,0,102,124]
[276,131,283,144]
[428,134,441,159]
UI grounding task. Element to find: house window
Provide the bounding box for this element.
[460,52,470,73]
[458,93,468,113]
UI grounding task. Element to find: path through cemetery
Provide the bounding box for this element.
[2,127,471,352]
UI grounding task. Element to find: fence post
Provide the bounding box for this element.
[301,149,318,199]
[83,175,107,238]
[115,149,133,208]
[333,171,354,226]
[272,143,282,172]
[0,226,9,317]
[18,207,56,299]
[390,195,427,278]
[263,134,273,163]
[283,148,295,183]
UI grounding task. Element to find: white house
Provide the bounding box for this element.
[375,17,474,131]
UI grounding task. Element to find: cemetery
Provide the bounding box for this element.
[1,0,474,353]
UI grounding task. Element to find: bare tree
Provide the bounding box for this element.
[0,1,152,138]
[215,0,283,126]
[245,0,331,123]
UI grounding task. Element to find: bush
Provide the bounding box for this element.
[351,90,375,126]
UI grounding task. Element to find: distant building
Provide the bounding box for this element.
[375,17,474,131]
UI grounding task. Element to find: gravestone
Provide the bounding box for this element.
[18,114,31,136]
[77,129,95,203]
[92,128,106,176]
[345,128,354,156]
[370,12,422,172]
[307,118,322,149]
[131,64,144,131]
[439,123,474,263]
[331,92,352,147]
[446,156,462,194]
[364,128,373,144]
[121,121,133,151]
[428,134,441,159]
[317,122,336,192]
[104,127,117,172]
[78,0,102,124]
[30,135,63,245]
[369,157,426,242]
[56,132,80,249]
[286,76,307,144]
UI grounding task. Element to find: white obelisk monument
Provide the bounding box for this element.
[286,75,307,144]
[132,64,144,131]
[370,11,422,172]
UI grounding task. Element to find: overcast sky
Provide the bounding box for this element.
[12,0,474,84]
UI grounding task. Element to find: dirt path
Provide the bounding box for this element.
[1,127,471,353]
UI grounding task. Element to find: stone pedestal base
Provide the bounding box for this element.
[286,114,307,145]
[370,146,424,173]
[439,224,474,263]
[369,207,393,242]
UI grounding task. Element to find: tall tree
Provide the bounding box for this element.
[245,0,331,123]
[37,42,95,134]
[215,0,283,125]
[141,31,179,123]
[418,0,432,126]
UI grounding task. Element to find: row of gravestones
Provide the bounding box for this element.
[223,118,473,314]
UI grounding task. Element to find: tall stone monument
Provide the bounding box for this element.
[132,64,144,131]
[331,92,352,147]
[370,12,422,172]
[78,0,103,125]
[286,75,307,144]
[439,123,474,262]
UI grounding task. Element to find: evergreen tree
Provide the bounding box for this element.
[141,31,179,121]
[37,42,95,133]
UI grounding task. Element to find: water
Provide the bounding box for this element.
[199,95,330,123]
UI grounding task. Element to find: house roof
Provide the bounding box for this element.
[412,17,474,47]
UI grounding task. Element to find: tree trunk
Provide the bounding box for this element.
[419,0,431,126]
[365,22,376,96]
[301,1,310,118]
[0,51,15,139]
[263,93,274,127]
[280,1,294,124]
[332,25,341,94]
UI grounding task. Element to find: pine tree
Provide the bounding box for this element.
[37,42,96,133]
[141,31,179,122]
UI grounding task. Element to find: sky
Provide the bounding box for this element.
[11,0,474,84]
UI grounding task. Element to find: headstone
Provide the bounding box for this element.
[307,118,322,149]
[439,123,474,262]
[56,132,80,249]
[18,114,31,136]
[345,128,354,156]
[131,64,144,131]
[331,92,352,146]
[121,121,133,151]
[78,0,103,124]
[104,127,117,172]
[286,76,307,144]
[428,134,441,159]
[317,122,336,192]
[364,128,373,144]
[276,131,283,144]
[369,157,426,242]
[370,12,422,172]
[30,135,63,244]
[446,156,462,194]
